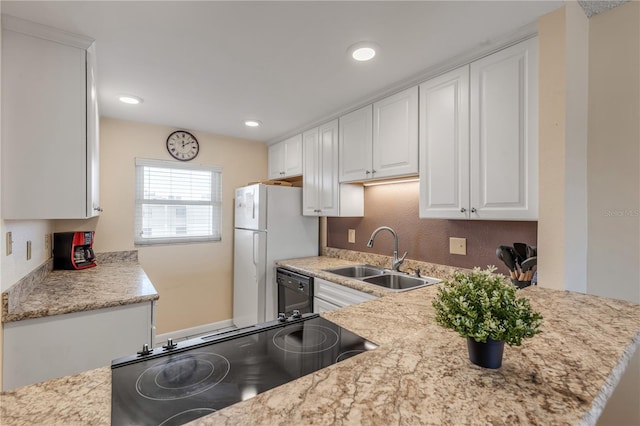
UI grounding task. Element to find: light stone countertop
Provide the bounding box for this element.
[1,255,639,425]
[275,250,470,298]
[1,252,159,323]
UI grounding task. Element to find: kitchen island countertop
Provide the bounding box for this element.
[1,251,159,323]
[1,255,639,425]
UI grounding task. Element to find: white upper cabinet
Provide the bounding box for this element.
[268,134,303,180]
[339,86,419,183]
[303,120,363,217]
[419,66,470,219]
[339,105,373,182]
[372,86,419,179]
[419,37,538,220]
[1,17,101,219]
[469,38,538,220]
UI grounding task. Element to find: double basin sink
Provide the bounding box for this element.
[322,264,441,292]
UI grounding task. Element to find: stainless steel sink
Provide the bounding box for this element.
[323,264,441,292]
[362,274,441,291]
[323,265,385,278]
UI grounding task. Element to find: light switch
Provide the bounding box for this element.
[6,232,13,256]
[449,237,467,255]
[348,229,356,244]
[27,241,32,260]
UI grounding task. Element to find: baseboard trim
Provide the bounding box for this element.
[155,319,235,345]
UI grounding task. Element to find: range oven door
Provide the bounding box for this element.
[276,268,313,316]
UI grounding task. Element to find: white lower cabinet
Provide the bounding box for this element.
[2,301,155,391]
[313,278,377,313]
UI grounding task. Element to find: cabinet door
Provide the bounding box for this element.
[283,134,303,177]
[2,30,88,219]
[86,42,101,217]
[339,105,373,182]
[302,128,320,216]
[3,302,153,391]
[470,37,538,220]
[372,86,419,179]
[268,142,285,180]
[419,66,470,219]
[318,120,340,216]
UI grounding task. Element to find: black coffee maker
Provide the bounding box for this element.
[53,231,97,270]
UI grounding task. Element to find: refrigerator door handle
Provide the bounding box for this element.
[252,232,259,265]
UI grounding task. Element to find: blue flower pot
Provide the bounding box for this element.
[466,337,505,369]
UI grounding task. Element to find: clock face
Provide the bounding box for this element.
[166,131,199,161]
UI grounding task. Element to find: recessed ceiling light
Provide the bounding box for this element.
[244,119,262,127]
[119,95,143,105]
[347,41,379,62]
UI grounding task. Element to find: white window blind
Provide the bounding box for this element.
[135,158,222,245]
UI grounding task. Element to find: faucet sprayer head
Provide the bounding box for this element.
[366,239,374,248]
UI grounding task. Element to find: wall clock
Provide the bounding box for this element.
[166,130,199,161]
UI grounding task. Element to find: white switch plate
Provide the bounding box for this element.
[6,232,12,256]
[348,229,356,244]
[449,237,467,255]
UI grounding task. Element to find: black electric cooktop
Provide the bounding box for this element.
[111,313,377,425]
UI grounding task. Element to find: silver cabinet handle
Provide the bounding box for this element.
[371,169,376,174]
[365,170,370,175]
[471,207,477,213]
[460,208,466,213]
[94,206,103,212]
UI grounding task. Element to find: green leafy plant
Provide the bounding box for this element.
[432,267,543,346]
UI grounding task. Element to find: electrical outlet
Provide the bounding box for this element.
[27,241,32,260]
[348,229,356,244]
[6,232,13,256]
[449,237,467,255]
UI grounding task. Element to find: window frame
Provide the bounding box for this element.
[134,158,222,245]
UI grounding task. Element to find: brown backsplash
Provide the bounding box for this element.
[326,182,537,274]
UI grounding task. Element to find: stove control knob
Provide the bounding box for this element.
[277,313,287,322]
[292,310,302,319]
[162,338,178,350]
[137,343,152,356]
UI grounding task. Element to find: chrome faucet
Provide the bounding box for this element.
[366,226,407,271]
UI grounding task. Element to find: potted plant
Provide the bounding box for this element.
[432,267,543,369]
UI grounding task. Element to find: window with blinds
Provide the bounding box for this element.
[135,158,222,245]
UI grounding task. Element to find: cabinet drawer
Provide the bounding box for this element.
[314,278,377,308]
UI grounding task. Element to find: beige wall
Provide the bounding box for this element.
[537,6,567,291]
[537,2,589,292]
[538,2,640,424]
[586,1,640,304]
[57,118,267,334]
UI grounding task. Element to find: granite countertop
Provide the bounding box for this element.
[276,251,469,298]
[1,251,159,323]
[1,255,639,425]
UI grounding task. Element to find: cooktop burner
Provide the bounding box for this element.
[136,352,230,401]
[272,324,339,354]
[111,314,377,425]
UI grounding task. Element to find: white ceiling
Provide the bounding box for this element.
[1,1,562,143]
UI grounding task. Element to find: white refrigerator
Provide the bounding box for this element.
[233,184,318,328]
